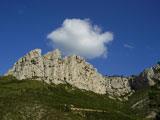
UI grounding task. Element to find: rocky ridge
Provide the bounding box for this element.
[5,49,160,98]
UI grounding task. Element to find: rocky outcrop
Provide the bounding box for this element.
[6,49,106,94]
[133,63,160,90]
[104,76,134,97]
[5,49,160,97]
[6,49,44,80]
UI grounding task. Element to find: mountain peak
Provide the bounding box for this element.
[5,49,160,100]
[44,49,61,60]
[27,49,42,57]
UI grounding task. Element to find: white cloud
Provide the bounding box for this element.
[124,44,133,49]
[47,18,113,59]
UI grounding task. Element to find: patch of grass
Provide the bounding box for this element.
[0,76,156,120]
[122,88,150,118]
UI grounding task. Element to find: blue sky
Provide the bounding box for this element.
[0,0,160,76]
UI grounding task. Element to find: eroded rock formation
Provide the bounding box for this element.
[6,49,106,94]
[5,49,160,97]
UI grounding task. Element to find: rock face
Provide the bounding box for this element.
[5,49,160,97]
[133,63,160,90]
[104,76,134,96]
[6,49,106,94]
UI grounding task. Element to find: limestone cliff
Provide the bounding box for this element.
[104,76,134,97]
[133,63,160,90]
[5,49,106,94]
[5,49,160,97]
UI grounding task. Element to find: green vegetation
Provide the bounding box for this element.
[124,88,150,118]
[0,76,159,120]
[155,68,160,73]
[148,81,160,120]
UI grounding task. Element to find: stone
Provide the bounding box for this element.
[5,49,106,94]
[5,48,160,98]
[133,64,160,90]
[104,76,133,96]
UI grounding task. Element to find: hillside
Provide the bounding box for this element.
[5,49,160,99]
[0,76,160,120]
[1,49,160,119]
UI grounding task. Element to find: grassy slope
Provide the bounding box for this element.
[0,76,157,120]
[148,81,160,120]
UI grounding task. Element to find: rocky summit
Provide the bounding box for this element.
[5,49,160,98]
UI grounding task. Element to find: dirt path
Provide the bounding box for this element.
[71,107,106,113]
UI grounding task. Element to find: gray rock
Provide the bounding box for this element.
[5,48,160,98]
[5,49,106,94]
[133,64,160,90]
[104,76,133,96]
